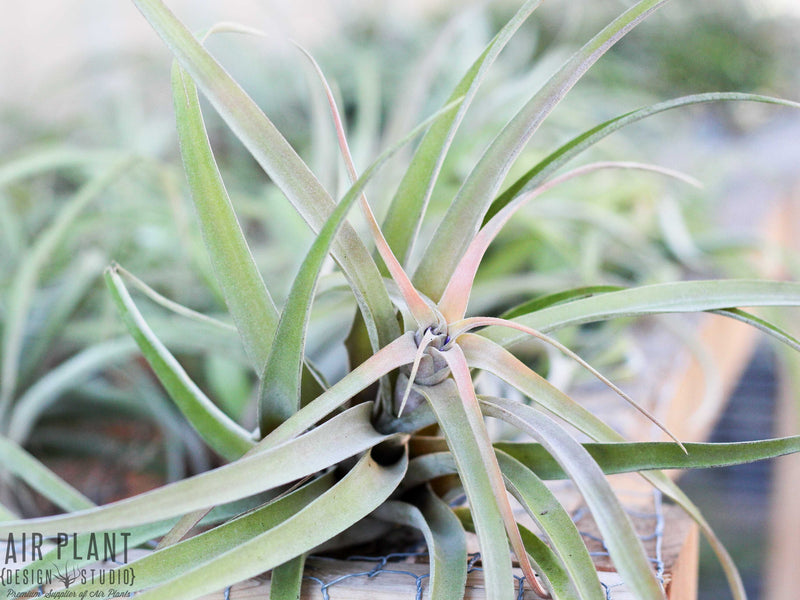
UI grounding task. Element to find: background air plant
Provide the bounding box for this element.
[3,1,800,600]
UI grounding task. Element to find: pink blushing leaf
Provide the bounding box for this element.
[295,43,438,328]
[442,344,551,598]
[438,161,702,322]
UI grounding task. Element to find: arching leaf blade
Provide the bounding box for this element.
[258,96,463,433]
[414,0,671,300]
[484,280,800,348]
[483,397,665,600]
[497,450,603,600]
[0,403,391,535]
[373,488,468,600]
[172,63,278,371]
[105,266,255,461]
[0,158,135,422]
[497,437,800,479]
[130,450,407,600]
[0,436,94,512]
[485,93,800,223]
[416,380,517,600]
[381,0,543,265]
[132,0,399,350]
[65,474,334,596]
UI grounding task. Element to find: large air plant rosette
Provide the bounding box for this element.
[3,1,800,599]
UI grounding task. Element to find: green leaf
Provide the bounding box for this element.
[485,93,800,223]
[0,158,136,423]
[497,437,800,479]
[105,266,255,460]
[373,486,468,600]
[484,279,800,348]
[460,334,625,444]
[460,334,746,599]
[501,285,624,320]
[416,379,517,600]
[381,0,543,265]
[516,524,577,600]
[258,94,463,433]
[457,507,578,600]
[413,0,671,300]
[133,0,399,350]
[66,473,334,597]
[0,403,391,536]
[411,451,597,600]
[0,435,94,512]
[496,450,603,600]
[269,555,307,600]
[482,396,665,600]
[172,63,279,371]
[714,308,800,352]
[131,450,407,600]
[260,333,417,450]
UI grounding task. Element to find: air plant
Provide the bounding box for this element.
[3,1,800,600]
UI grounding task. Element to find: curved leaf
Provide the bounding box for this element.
[713,307,800,352]
[460,333,624,443]
[497,437,800,479]
[258,93,463,433]
[0,403,392,535]
[497,450,603,600]
[105,266,255,460]
[7,338,139,444]
[132,450,407,600]
[414,0,671,300]
[0,146,122,188]
[501,285,624,320]
[373,486,468,600]
[483,280,800,348]
[485,93,800,223]
[407,451,600,600]
[482,396,665,600]
[460,334,746,599]
[172,63,278,370]
[455,508,577,600]
[65,473,335,596]
[416,378,520,600]
[18,252,106,383]
[261,333,416,450]
[381,0,543,264]
[438,161,698,322]
[133,0,400,350]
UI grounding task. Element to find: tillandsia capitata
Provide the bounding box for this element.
[3,1,800,599]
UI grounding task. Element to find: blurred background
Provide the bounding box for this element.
[2,1,800,598]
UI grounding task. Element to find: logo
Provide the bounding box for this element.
[2,533,136,599]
